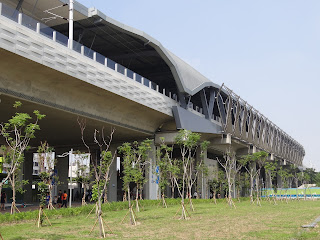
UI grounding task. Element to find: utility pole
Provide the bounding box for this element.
[69,0,74,49]
[57,148,74,208]
[69,148,73,208]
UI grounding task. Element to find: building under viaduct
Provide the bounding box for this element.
[0,0,305,203]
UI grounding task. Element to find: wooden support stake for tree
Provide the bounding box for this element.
[130,205,137,225]
[11,202,21,214]
[121,205,137,225]
[173,205,182,218]
[89,218,99,234]
[183,203,191,218]
[89,212,113,237]
[120,210,130,224]
[36,206,52,227]
[47,202,55,210]
[102,217,113,234]
[250,195,254,204]
[131,207,137,225]
[14,204,21,213]
[42,209,52,226]
[162,194,167,208]
[189,198,195,212]
[37,207,42,228]
[101,216,106,238]
[87,204,96,218]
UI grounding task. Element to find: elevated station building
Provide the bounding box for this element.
[0,0,305,202]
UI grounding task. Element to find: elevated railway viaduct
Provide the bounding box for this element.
[0,0,304,202]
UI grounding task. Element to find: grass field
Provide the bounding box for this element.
[1,199,320,239]
[262,188,320,197]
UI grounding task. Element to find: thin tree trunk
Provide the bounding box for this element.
[104,190,108,204]
[295,180,299,201]
[188,186,194,211]
[213,190,217,204]
[47,184,54,210]
[255,174,261,206]
[128,187,136,225]
[97,197,105,238]
[123,192,127,202]
[250,176,254,204]
[181,174,186,219]
[139,186,143,200]
[10,175,16,214]
[82,185,87,206]
[135,187,140,212]
[171,178,175,198]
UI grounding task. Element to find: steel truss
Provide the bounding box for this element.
[194,84,305,165]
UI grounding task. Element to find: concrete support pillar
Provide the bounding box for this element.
[205,155,218,199]
[55,149,69,194]
[143,143,158,200]
[107,145,118,202]
[196,149,208,199]
[265,170,272,189]
[196,149,219,199]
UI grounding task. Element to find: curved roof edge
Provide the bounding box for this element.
[86,7,217,96]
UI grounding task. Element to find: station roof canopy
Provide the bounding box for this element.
[3,0,220,96]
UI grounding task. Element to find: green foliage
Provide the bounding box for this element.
[36,142,57,208]
[73,151,90,187]
[158,130,210,200]
[278,166,293,188]
[304,168,320,185]
[0,101,45,180]
[264,161,278,188]
[118,139,152,193]
[91,148,114,202]
[37,181,48,207]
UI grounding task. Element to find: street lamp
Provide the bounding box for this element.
[57,149,73,208]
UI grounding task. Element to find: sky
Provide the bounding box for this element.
[77,0,320,170]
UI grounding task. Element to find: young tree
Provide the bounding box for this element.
[73,151,91,206]
[252,151,268,206]
[208,178,219,204]
[264,161,278,204]
[292,168,303,200]
[241,154,258,204]
[155,146,170,208]
[118,139,152,224]
[216,150,244,208]
[241,151,268,206]
[78,118,115,238]
[300,171,311,200]
[160,130,209,218]
[37,141,56,210]
[277,166,291,203]
[1,147,28,214]
[0,101,45,214]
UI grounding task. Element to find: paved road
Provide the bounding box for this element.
[0,202,83,214]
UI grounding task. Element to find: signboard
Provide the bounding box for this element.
[33,152,55,175]
[68,153,90,178]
